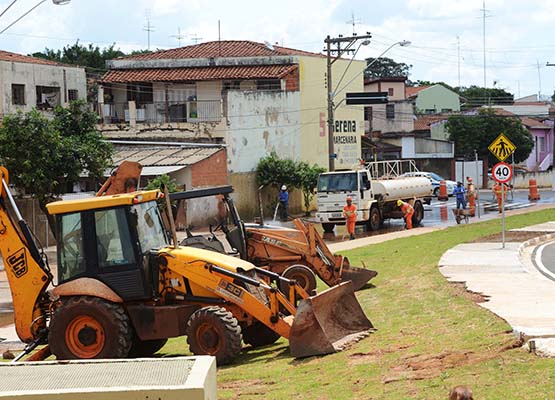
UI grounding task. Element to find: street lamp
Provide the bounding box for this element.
[328,39,411,171]
[0,0,71,35]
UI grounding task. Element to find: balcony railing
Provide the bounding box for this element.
[99,100,222,124]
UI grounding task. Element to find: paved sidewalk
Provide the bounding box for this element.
[439,222,555,355]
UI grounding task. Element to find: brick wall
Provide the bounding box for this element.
[284,68,299,92]
[191,148,228,187]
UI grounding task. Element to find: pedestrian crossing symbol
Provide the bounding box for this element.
[488,133,516,162]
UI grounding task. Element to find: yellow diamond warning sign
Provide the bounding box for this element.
[488,133,516,162]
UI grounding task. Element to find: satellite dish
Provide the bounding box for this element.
[264,41,274,50]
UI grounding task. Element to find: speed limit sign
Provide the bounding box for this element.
[492,162,513,183]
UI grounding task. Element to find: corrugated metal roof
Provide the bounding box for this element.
[112,146,222,168]
[101,64,297,83]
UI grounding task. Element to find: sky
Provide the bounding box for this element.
[1,0,554,98]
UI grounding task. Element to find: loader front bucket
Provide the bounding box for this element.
[289,281,373,358]
[340,257,377,291]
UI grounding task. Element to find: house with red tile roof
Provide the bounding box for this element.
[99,40,366,214]
[0,50,85,116]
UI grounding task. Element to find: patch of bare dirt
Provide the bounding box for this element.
[468,231,547,243]
[348,344,412,366]
[451,282,489,303]
[220,379,276,398]
[381,338,521,384]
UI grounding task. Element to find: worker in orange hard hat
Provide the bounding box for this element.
[343,196,357,240]
[466,177,477,216]
[397,199,414,229]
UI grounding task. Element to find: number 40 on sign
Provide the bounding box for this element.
[492,162,513,184]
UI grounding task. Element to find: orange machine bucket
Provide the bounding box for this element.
[339,257,378,291]
[288,281,373,358]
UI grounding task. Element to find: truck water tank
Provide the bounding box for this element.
[372,177,433,201]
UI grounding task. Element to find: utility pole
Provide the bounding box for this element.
[143,10,155,50]
[457,35,461,87]
[325,33,372,171]
[480,1,490,87]
[545,62,555,188]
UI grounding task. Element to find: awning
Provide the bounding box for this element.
[140,165,186,176]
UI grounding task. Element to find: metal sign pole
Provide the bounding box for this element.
[475,150,480,218]
[501,184,505,249]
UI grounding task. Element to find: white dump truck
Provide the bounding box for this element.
[316,160,433,232]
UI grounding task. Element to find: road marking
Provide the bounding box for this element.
[532,242,555,282]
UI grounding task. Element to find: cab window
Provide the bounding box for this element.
[59,212,85,281]
[94,208,136,268]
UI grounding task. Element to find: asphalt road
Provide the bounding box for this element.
[309,189,555,242]
[535,241,555,280]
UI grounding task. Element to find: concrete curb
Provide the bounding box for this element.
[517,233,555,258]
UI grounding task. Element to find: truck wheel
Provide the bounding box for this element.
[412,201,424,227]
[242,321,281,348]
[186,306,242,365]
[279,264,317,295]
[322,223,335,233]
[367,206,381,231]
[128,338,168,357]
[49,296,133,360]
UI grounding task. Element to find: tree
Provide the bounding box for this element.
[0,101,113,232]
[364,57,411,79]
[446,108,533,164]
[458,86,514,107]
[256,152,324,215]
[293,162,325,215]
[32,41,126,73]
[256,151,298,188]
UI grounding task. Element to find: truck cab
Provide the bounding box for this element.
[316,169,374,233]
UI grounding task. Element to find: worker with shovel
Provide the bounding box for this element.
[397,199,414,229]
[343,196,357,240]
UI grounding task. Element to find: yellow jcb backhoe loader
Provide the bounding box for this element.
[0,167,373,365]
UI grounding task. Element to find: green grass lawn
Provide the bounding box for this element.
[160,209,555,399]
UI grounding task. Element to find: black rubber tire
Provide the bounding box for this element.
[242,321,281,348]
[49,296,133,360]
[322,223,335,233]
[367,206,381,231]
[412,201,424,227]
[128,338,168,357]
[279,264,317,295]
[186,306,242,365]
[433,187,439,197]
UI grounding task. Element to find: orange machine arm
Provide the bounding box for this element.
[0,170,51,343]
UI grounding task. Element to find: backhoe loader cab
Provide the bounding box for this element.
[2,168,372,365]
[50,190,168,300]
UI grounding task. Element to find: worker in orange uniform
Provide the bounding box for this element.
[342,196,357,240]
[492,182,507,213]
[397,199,414,229]
[465,177,477,216]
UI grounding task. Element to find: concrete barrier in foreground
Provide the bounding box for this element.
[0,356,217,400]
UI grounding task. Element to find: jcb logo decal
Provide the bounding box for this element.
[216,279,244,304]
[8,248,27,278]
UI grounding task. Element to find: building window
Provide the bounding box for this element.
[386,104,395,119]
[538,136,545,152]
[68,89,79,101]
[127,82,153,105]
[36,86,61,109]
[223,80,241,90]
[11,84,25,105]
[441,108,452,113]
[425,109,435,114]
[388,87,394,96]
[364,106,373,121]
[256,79,281,91]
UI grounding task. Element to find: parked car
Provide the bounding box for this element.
[401,171,457,197]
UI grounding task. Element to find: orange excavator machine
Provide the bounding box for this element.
[1,167,373,364]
